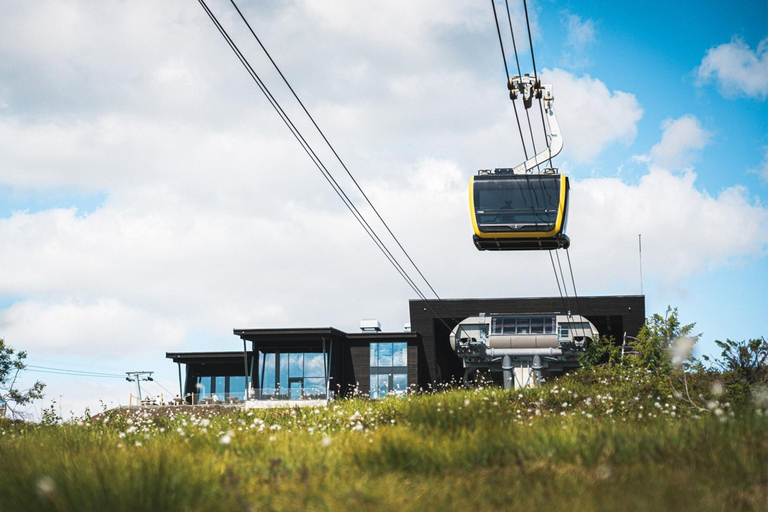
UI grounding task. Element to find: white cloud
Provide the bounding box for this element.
[0,0,764,416]
[558,11,595,69]
[570,168,768,288]
[648,115,712,169]
[0,299,188,355]
[751,146,768,182]
[541,68,643,163]
[563,12,595,50]
[697,37,768,99]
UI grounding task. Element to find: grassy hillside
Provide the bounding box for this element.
[1,365,766,511]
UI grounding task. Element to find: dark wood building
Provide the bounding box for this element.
[167,327,420,402]
[166,295,645,402]
[409,295,645,386]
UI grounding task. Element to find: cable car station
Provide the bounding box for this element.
[166,295,644,404]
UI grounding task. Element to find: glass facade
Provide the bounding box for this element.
[257,351,327,399]
[370,342,408,399]
[194,375,247,401]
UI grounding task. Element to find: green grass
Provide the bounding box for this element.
[1,366,766,511]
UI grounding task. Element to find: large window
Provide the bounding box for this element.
[491,316,555,335]
[370,342,408,399]
[473,176,560,231]
[257,351,327,399]
[194,375,247,401]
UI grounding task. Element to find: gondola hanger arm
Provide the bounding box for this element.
[507,75,563,174]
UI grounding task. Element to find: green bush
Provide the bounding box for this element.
[579,335,622,367]
[628,306,699,372]
[703,337,768,405]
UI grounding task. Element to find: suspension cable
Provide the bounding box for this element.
[554,249,577,326]
[549,250,570,317]
[197,0,456,331]
[197,0,429,303]
[227,0,443,301]
[565,248,593,339]
[521,0,552,155]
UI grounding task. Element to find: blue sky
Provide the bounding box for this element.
[0,0,765,418]
[529,0,767,350]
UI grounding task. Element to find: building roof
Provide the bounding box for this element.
[234,327,347,340]
[166,351,248,363]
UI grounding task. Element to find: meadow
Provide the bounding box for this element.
[1,365,766,511]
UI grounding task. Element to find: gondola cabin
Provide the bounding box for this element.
[470,170,570,250]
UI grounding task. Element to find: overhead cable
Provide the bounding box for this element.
[227,0,444,301]
[197,0,455,330]
[197,0,425,302]
[521,0,552,154]
[26,365,125,379]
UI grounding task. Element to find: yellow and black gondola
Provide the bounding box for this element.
[470,170,569,251]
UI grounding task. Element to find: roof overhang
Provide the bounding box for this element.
[166,351,250,363]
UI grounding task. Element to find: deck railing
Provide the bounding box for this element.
[187,387,328,405]
[126,387,330,407]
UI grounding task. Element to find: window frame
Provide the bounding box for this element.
[369,342,409,399]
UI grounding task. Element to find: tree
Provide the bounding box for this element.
[703,338,768,404]
[629,306,699,372]
[0,339,45,420]
[579,335,622,367]
[706,338,768,384]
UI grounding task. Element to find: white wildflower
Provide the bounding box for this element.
[36,477,56,498]
[754,385,768,408]
[671,336,696,367]
[220,430,234,444]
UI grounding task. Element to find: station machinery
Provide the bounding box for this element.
[450,313,598,389]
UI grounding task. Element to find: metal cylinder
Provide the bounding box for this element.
[486,347,563,357]
[532,355,543,386]
[502,355,513,390]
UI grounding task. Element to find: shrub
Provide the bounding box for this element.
[628,307,699,373]
[703,337,768,405]
[579,335,622,367]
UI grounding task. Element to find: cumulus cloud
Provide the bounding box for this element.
[648,115,712,169]
[541,68,643,163]
[0,299,188,355]
[0,1,765,416]
[697,37,768,99]
[570,168,768,288]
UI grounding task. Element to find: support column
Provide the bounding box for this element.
[242,338,250,399]
[322,336,328,399]
[177,362,183,399]
[502,355,513,390]
[532,355,543,386]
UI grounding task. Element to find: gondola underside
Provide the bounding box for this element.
[473,234,570,251]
